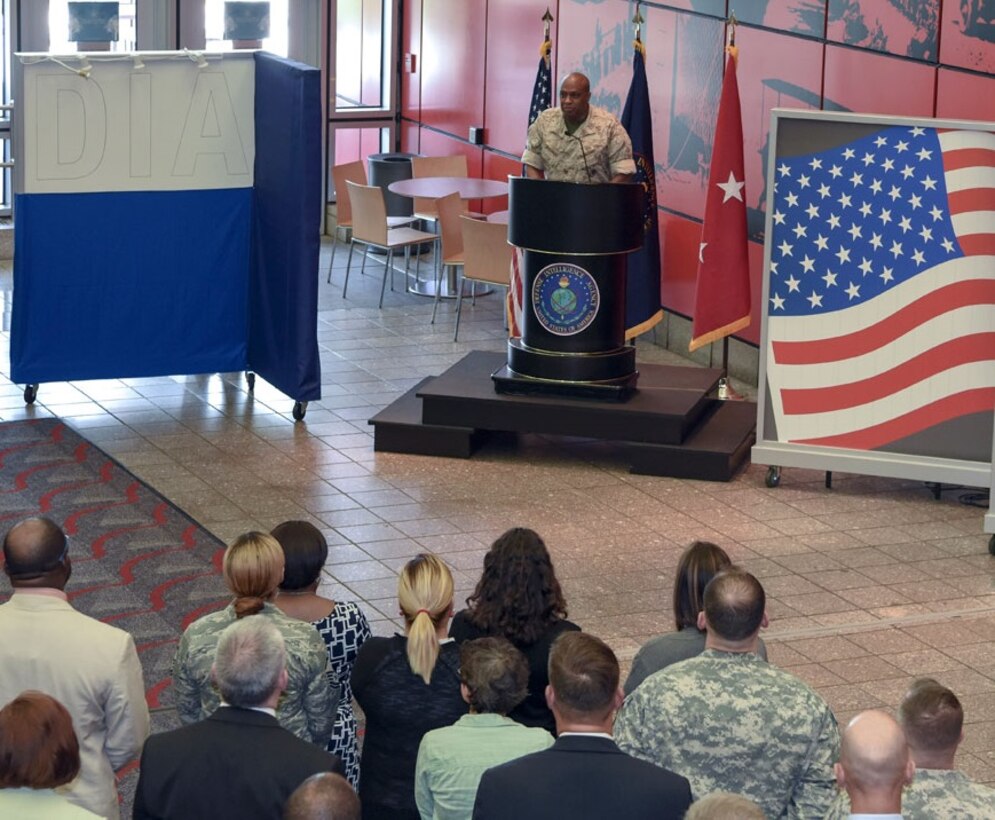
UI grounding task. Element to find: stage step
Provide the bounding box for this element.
[368,351,757,481]
[625,400,757,481]
[370,377,483,458]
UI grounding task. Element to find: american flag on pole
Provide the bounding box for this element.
[509,39,552,338]
[764,124,995,454]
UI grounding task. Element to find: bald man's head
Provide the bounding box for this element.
[283,772,359,820]
[2,518,70,588]
[836,710,914,804]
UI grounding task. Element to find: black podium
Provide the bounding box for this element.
[493,177,644,400]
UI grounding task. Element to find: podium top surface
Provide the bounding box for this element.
[508,176,644,255]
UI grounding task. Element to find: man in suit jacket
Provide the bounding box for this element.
[0,517,150,820]
[134,616,342,820]
[472,632,692,820]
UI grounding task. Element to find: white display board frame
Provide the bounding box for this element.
[752,108,995,494]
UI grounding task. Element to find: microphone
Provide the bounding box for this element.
[567,132,592,182]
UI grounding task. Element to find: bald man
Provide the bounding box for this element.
[523,72,635,184]
[0,517,150,819]
[824,679,994,819]
[284,772,360,820]
[835,711,914,819]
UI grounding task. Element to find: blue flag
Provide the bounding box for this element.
[620,45,663,338]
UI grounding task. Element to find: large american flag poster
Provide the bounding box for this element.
[755,112,995,485]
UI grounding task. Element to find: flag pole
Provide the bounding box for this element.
[717,10,743,401]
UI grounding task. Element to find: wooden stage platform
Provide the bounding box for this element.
[369,351,757,481]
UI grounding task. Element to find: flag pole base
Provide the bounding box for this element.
[717,377,745,402]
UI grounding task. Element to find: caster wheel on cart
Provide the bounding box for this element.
[23,384,37,404]
[765,466,781,488]
[292,401,308,421]
[246,372,256,392]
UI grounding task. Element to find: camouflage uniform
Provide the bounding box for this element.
[823,768,995,819]
[522,105,636,184]
[615,649,839,820]
[172,602,336,746]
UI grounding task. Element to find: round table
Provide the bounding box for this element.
[387,176,509,200]
[387,177,509,297]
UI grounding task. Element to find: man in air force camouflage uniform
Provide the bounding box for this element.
[615,569,839,819]
[824,677,995,819]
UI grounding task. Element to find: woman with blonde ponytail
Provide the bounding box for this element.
[171,532,336,746]
[352,554,466,820]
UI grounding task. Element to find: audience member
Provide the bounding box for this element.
[616,569,839,818]
[472,632,692,820]
[450,527,579,733]
[415,637,554,819]
[351,553,467,820]
[284,772,361,820]
[272,520,372,787]
[833,710,913,819]
[825,678,995,819]
[684,792,766,820]
[624,541,767,695]
[0,691,100,818]
[135,618,342,819]
[172,531,336,745]
[0,517,149,819]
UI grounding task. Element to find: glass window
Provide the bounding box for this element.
[204,0,289,56]
[49,0,137,52]
[334,0,389,111]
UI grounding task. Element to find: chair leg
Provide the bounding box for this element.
[327,227,340,284]
[431,263,445,325]
[343,241,356,298]
[379,250,393,308]
[454,271,466,342]
[361,245,368,275]
[471,280,477,306]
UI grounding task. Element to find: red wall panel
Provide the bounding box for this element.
[823,45,935,117]
[418,129,484,178]
[827,0,939,61]
[660,212,701,319]
[939,2,995,71]
[557,0,632,115]
[644,8,725,221]
[485,0,557,156]
[420,0,486,137]
[935,67,995,120]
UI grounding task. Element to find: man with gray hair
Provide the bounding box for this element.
[134,618,341,820]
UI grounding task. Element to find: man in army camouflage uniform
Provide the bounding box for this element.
[615,569,840,819]
[834,710,913,817]
[824,678,995,819]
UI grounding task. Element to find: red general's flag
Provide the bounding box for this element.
[690,46,751,352]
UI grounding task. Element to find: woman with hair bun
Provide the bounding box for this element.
[450,527,579,734]
[171,531,336,746]
[0,690,99,818]
[351,553,466,820]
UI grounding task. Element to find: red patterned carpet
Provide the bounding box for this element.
[0,417,228,710]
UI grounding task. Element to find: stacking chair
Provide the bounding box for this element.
[411,155,469,226]
[454,215,513,341]
[344,181,437,308]
[327,160,417,284]
[430,192,465,326]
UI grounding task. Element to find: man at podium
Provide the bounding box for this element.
[523,72,635,184]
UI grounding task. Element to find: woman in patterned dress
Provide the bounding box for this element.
[271,521,371,788]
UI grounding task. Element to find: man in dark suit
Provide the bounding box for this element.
[472,631,692,820]
[134,617,342,820]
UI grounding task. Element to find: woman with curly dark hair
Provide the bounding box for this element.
[449,527,579,734]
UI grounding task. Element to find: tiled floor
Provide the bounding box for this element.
[1,240,993,786]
